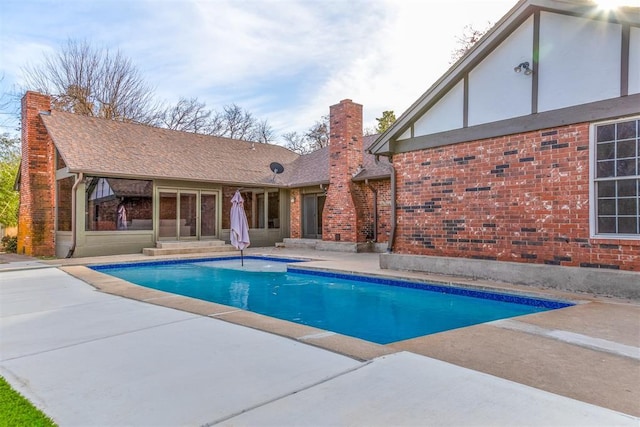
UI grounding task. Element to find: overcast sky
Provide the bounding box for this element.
[0,0,517,143]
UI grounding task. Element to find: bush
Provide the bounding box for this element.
[1,235,17,253]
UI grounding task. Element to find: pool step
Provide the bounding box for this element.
[156,240,227,249]
[143,240,236,256]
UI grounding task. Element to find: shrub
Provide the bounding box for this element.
[1,235,17,253]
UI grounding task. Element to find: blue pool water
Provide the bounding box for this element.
[92,256,573,344]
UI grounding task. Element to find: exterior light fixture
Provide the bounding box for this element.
[514,61,533,75]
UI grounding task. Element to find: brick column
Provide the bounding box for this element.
[18,92,56,256]
[322,99,363,242]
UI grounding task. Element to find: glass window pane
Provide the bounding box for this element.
[617,159,636,176]
[597,160,615,177]
[597,124,615,142]
[598,181,616,197]
[618,217,638,234]
[257,194,265,228]
[86,177,153,231]
[201,194,217,237]
[617,179,638,197]
[618,198,637,215]
[597,142,615,160]
[268,191,280,229]
[598,199,616,215]
[159,192,177,238]
[180,193,197,237]
[57,176,74,232]
[598,217,616,233]
[617,140,636,159]
[616,120,637,140]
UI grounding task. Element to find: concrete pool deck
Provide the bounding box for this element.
[1,248,639,425]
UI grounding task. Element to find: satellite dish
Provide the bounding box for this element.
[270,162,284,174]
[270,162,284,182]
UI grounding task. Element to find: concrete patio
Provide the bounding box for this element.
[1,248,638,425]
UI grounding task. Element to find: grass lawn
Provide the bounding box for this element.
[0,376,56,426]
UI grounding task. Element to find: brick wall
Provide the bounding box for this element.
[290,189,302,238]
[18,92,56,256]
[393,123,640,271]
[353,179,391,243]
[322,99,364,242]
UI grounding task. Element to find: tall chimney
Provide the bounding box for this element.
[18,92,56,256]
[322,99,364,243]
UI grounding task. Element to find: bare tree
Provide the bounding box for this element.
[251,119,275,143]
[282,131,312,155]
[156,97,211,133]
[450,22,493,64]
[305,115,329,151]
[282,115,330,154]
[220,104,254,140]
[204,110,225,136]
[21,39,277,142]
[22,39,157,124]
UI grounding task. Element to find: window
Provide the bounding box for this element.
[56,176,74,232]
[85,177,153,231]
[257,190,280,229]
[592,118,639,237]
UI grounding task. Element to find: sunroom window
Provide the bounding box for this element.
[593,118,639,236]
[85,177,153,231]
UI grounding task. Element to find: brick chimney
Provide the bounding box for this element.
[322,99,364,243]
[18,92,56,256]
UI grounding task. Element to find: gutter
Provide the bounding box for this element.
[66,172,83,258]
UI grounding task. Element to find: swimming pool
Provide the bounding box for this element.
[92,256,573,344]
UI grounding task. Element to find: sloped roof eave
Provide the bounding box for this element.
[287,179,330,189]
[352,172,391,182]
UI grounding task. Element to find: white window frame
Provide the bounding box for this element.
[589,116,640,240]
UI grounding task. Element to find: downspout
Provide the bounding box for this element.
[375,155,396,253]
[66,172,83,258]
[365,179,378,242]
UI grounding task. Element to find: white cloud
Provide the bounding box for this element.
[290,0,517,134]
[0,0,518,139]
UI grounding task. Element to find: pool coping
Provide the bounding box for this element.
[62,253,579,361]
[60,263,397,361]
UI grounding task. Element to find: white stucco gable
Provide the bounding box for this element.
[370,0,640,156]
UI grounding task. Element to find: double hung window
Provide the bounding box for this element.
[592,118,639,237]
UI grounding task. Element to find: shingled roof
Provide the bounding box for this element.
[42,110,300,186]
[40,109,390,187]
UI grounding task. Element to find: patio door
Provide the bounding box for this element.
[158,189,219,240]
[302,194,325,239]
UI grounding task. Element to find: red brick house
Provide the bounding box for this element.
[367,0,639,293]
[17,93,390,258]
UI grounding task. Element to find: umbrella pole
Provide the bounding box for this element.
[241,249,244,266]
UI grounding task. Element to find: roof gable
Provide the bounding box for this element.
[369,0,640,156]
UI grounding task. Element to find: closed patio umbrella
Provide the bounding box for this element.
[230,190,250,266]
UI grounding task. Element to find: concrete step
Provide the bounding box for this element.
[156,240,226,249]
[142,244,237,256]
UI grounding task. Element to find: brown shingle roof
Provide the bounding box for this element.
[42,110,300,186]
[287,146,329,187]
[284,135,390,186]
[41,110,389,187]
